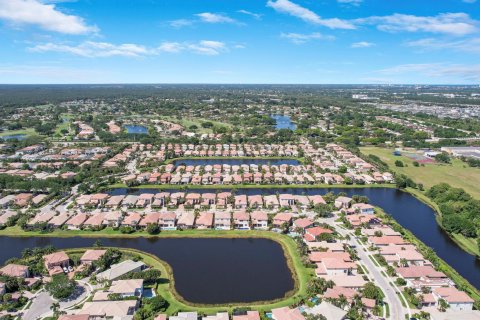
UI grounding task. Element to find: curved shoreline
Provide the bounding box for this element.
[1,231,313,314]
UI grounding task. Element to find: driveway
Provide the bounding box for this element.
[22,291,54,320]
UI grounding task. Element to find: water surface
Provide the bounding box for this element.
[124,125,148,134]
[271,115,296,130]
[0,236,294,304]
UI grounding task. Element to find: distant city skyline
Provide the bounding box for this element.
[0,0,479,84]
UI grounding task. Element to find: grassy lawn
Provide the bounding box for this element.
[160,116,233,134]
[360,146,480,199]
[0,128,37,137]
[11,230,313,315]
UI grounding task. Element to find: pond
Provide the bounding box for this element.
[109,187,480,290]
[0,236,294,304]
[0,134,26,141]
[271,115,296,130]
[171,158,300,167]
[124,125,148,134]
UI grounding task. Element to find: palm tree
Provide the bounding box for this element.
[50,302,60,316]
[438,298,449,312]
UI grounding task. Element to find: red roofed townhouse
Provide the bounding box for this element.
[248,195,263,209]
[0,264,29,278]
[159,212,176,230]
[304,226,334,242]
[196,212,214,229]
[234,195,248,209]
[66,212,88,230]
[44,251,69,275]
[271,307,305,320]
[233,211,250,229]
[292,218,314,233]
[432,287,474,311]
[233,311,260,320]
[139,212,160,228]
[177,211,195,229]
[351,203,375,215]
[309,196,326,208]
[80,250,107,265]
[122,212,142,227]
[214,212,231,230]
[368,235,406,247]
[272,213,293,229]
[251,211,268,230]
[334,196,352,209]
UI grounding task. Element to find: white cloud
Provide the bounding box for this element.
[238,9,262,20]
[169,19,193,28]
[377,63,480,81]
[357,13,478,36]
[337,0,363,6]
[281,32,334,44]
[29,40,230,57]
[29,41,153,57]
[351,41,375,48]
[195,12,237,24]
[406,37,480,53]
[0,0,97,34]
[266,0,355,29]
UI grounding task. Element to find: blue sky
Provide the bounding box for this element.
[0,0,479,84]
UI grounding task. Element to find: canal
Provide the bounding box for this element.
[0,236,294,304]
[110,187,480,289]
[171,158,300,167]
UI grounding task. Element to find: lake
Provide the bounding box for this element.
[124,125,148,134]
[109,187,480,290]
[172,158,300,167]
[0,134,26,141]
[0,236,294,304]
[271,115,296,130]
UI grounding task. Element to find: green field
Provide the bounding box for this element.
[0,128,37,138]
[360,146,480,199]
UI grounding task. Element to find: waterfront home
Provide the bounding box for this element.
[264,195,280,209]
[80,300,137,318]
[177,211,195,229]
[122,195,138,208]
[109,279,144,298]
[309,251,352,263]
[185,193,201,206]
[136,193,154,208]
[334,196,352,209]
[251,211,268,229]
[0,264,29,278]
[153,192,169,208]
[103,211,122,227]
[432,287,474,311]
[294,195,310,210]
[362,226,401,237]
[0,195,15,208]
[203,312,229,320]
[346,214,381,227]
[379,245,425,266]
[201,193,216,207]
[122,212,142,227]
[216,192,231,209]
[170,312,198,320]
[159,212,177,230]
[306,301,347,320]
[395,265,448,286]
[66,212,88,229]
[196,212,214,229]
[272,213,293,229]
[43,251,70,275]
[233,311,260,320]
[80,250,106,265]
[139,212,161,228]
[89,193,109,207]
[97,260,145,281]
[234,195,248,209]
[215,212,231,230]
[105,195,125,208]
[48,213,71,228]
[248,195,263,208]
[233,211,250,229]
[279,194,295,207]
[83,212,106,229]
[271,307,305,320]
[351,203,375,215]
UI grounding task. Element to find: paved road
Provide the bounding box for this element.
[23,291,54,320]
[333,221,409,320]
